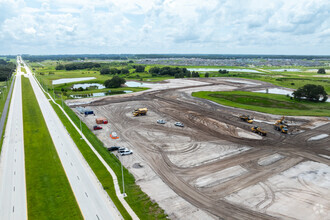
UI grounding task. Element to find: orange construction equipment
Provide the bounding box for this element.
[96,118,108,124]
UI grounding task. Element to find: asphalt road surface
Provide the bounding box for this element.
[23,60,120,219]
[0,67,27,219]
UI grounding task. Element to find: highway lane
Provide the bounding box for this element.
[22,60,121,219]
[0,64,27,219]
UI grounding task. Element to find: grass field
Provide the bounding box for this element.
[0,78,14,154]
[22,77,83,220]
[30,60,330,97]
[51,100,167,219]
[192,91,330,116]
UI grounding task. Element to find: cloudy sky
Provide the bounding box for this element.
[0,0,329,55]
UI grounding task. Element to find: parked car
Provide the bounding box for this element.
[174,122,184,127]
[120,149,133,156]
[93,125,102,130]
[157,119,166,124]
[107,146,120,151]
[118,147,128,153]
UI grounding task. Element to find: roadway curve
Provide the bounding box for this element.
[22,59,121,220]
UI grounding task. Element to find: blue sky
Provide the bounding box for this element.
[0,0,329,55]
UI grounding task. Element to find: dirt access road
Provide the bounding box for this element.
[67,78,330,220]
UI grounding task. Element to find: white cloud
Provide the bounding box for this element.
[0,0,329,55]
[24,27,36,34]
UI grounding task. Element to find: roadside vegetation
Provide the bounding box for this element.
[22,77,83,220]
[0,78,14,153]
[50,99,167,219]
[0,59,16,81]
[192,91,330,116]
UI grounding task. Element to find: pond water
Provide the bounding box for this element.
[254,88,330,102]
[254,88,294,95]
[269,69,301,72]
[72,83,105,89]
[125,81,155,87]
[70,90,133,99]
[52,77,96,85]
[187,68,261,73]
[225,79,258,85]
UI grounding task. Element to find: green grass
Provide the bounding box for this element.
[21,67,26,73]
[49,101,132,219]
[0,78,14,153]
[22,77,83,220]
[51,100,167,219]
[192,91,330,116]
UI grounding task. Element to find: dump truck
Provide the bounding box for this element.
[274,124,288,133]
[132,108,148,116]
[274,116,288,134]
[239,115,253,123]
[96,118,108,124]
[251,126,267,136]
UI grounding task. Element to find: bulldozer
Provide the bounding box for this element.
[132,108,148,117]
[251,126,267,136]
[274,116,288,134]
[239,115,253,123]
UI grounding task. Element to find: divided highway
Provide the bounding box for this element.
[22,59,121,219]
[0,63,27,219]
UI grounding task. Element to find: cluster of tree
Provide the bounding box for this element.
[22,54,131,62]
[104,76,126,88]
[100,68,129,75]
[55,62,101,71]
[149,66,201,78]
[0,59,16,81]
[132,65,145,72]
[149,66,187,76]
[293,84,328,102]
[20,54,330,62]
[317,68,326,74]
[218,69,229,74]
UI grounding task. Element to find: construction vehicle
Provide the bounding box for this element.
[251,126,267,136]
[274,116,289,134]
[96,118,108,124]
[239,115,253,123]
[132,108,148,116]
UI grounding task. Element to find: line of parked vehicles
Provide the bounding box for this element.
[107,146,133,156]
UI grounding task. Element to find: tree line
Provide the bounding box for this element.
[148,66,199,78]
[0,59,16,81]
[56,62,101,71]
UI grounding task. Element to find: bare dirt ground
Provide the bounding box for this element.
[67,78,330,220]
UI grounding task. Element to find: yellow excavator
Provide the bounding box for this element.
[132,108,148,117]
[239,115,253,123]
[274,116,288,134]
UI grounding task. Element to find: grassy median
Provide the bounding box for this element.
[192,91,330,116]
[51,100,167,219]
[22,77,83,220]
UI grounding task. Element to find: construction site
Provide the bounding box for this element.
[66,77,330,220]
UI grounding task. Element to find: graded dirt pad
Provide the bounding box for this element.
[225,161,330,220]
[67,78,330,220]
